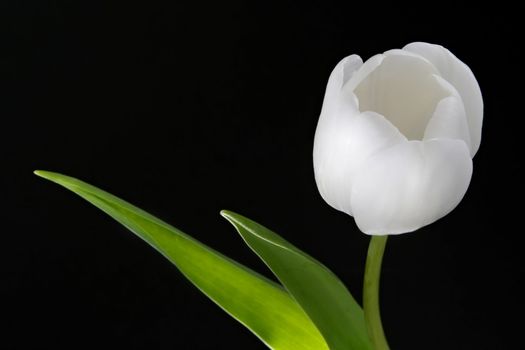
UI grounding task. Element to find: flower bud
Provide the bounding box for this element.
[313,42,483,234]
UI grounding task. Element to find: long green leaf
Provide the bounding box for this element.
[35,171,328,350]
[221,211,373,350]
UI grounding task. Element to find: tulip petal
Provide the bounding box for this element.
[403,42,483,155]
[350,139,473,234]
[342,54,385,97]
[424,75,472,152]
[314,110,406,216]
[320,55,363,119]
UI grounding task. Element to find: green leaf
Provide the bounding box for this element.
[34,171,328,350]
[221,211,373,350]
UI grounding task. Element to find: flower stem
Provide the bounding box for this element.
[364,235,390,350]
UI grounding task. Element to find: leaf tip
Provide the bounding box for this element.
[33,170,75,189]
[220,210,245,229]
[34,170,53,179]
[220,209,232,218]
[220,209,236,222]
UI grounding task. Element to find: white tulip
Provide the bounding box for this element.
[313,42,482,235]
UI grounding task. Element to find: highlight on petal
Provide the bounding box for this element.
[314,110,406,216]
[350,139,473,234]
[403,42,483,155]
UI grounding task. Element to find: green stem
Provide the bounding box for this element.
[363,235,390,350]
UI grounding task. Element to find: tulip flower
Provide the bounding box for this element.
[313,42,483,235]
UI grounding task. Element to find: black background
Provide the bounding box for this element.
[3,1,523,349]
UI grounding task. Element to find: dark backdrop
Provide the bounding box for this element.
[3,1,523,349]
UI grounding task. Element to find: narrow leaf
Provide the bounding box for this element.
[35,171,328,350]
[221,210,373,350]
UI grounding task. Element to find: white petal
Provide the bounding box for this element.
[342,54,385,96]
[350,139,473,234]
[314,55,363,209]
[424,75,471,151]
[314,110,406,215]
[320,55,363,119]
[403,42,483,155]
[424,96,471,146]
